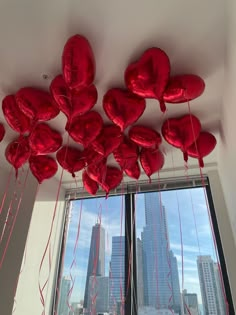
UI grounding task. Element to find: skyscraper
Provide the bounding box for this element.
[58,276,71,315]
[109,236,125,314]
[197,255,225,315]
[183,289,200,315]
[137,238,144,307]
[141,192,182,314]
[214,263,227,315]
[170,251,182,315]
[84,223,105,309]
[87,275,109,314]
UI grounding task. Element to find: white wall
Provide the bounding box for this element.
[0,169,65,315]
[218,0,236,246]
[208,171,236,308]
[216,0,236,308]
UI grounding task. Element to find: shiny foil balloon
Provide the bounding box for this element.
[101,166,123,196]
[83,145,104,166]
[162,114,201,161]
[140,148,164,179]
[113,137,139,169]
[163,74,205,103]
[56,146,85,177]
[87,158,107,184]
[0,123,5,142]
[29,155,58,184]
[103,88,146,131]
[29,123,62,155]
[16,87,60,121]
[124,162,141,180]
[62,34,95,90]
[5,136,31,176]
[187,132,217,167]
[92,125,123,156]
[82,170,99,195]
[66,111,103,147]
[2,95,32,134]
[125,47,170,112]
[129,125,162,148]
[50,75,98,121]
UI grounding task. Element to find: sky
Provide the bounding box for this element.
[60,187,217,308]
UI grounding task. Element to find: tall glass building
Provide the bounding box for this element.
[58,276,71,315]
[141,192,182,314]
[84,223,105,309]
[109,236,125,314]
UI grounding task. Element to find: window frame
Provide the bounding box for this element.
[51,176,235,315]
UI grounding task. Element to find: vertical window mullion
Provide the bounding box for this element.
[125,194,132,315]
[125,193,138,315]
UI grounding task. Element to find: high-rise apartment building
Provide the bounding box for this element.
[197,255,226,315]
[214,263,226,315]
[84,223,105,309]
[142,192,182,314]
[58,276,71,315]
[182,289,199,315]
[109,236,125,314]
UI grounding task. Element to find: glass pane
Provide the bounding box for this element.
[135,188,227,315]
[56,195,125,315]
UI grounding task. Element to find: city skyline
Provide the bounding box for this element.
[58,188,223,314]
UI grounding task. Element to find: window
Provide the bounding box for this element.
[52,177,235,315]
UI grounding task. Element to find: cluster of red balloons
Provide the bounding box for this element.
[0,34,216,195]
[161,114,216,167]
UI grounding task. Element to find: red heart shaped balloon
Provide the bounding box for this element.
[29,123,62,155]
[29,155,58,183]
[101,166,123,196]
[5,136,31,176]
[83,146,104,167]
[66,111,103,147]
[62,34,95,90]
[2,95,32,134]
[129,125,162,148]
[92,125,123,156]
[187,132,217,167]
[103,88,146,131]
[124,162,141,180]
[162,114,201,161]
[56,146,85,177]
[87,158,107,184]
[0,123,5,142]
[140,148,164,179]
[16,87,60,121]
[163,74,205,103]
[113,137,139,169]
[82,170,99,195]
[125,48,170,112]
[50,75,98,120]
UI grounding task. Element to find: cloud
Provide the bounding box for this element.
[190,224,211,237]
[170,243,200,253]
[175,254,197,265]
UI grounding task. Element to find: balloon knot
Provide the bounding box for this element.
[159,100,166,113]
[183,151,188,162]
[72,173,75,178]
[199,158,204,168]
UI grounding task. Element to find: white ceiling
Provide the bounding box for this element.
[0,0,225,187]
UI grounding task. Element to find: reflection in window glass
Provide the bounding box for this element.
[135,188,227,315]
[56,196,125,315]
